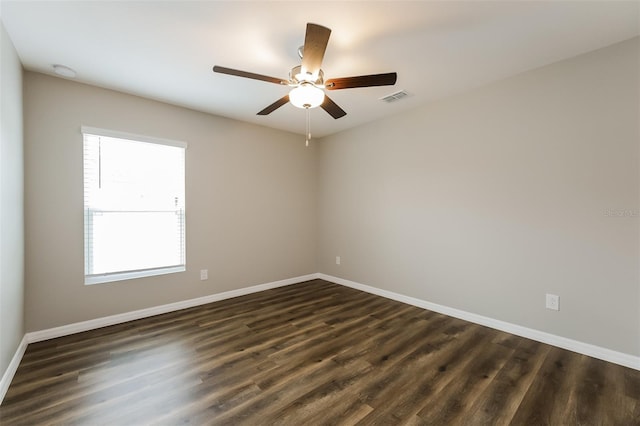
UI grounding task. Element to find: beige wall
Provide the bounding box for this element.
[23,72,317,331]
[0,22,24,378]
[318,38,640,356]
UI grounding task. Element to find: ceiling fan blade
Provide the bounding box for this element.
[325,72,397,90]
[213,65,286,85]
[321,95,347,119]
[257,95,290,115]
[300,23,331,78]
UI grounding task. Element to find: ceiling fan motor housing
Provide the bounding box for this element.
[290,65,324,86]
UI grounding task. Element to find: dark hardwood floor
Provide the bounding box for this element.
[1,279,638,425]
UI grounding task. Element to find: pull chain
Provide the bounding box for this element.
[305,107,311,147]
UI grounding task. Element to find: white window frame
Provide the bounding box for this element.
[82,126,187,285]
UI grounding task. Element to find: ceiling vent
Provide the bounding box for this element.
[380,90,409,103]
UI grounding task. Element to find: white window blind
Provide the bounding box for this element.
[82,127,186,285]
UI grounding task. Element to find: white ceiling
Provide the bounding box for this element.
[1,1,638,138]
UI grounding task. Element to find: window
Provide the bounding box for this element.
[82,126,186,285]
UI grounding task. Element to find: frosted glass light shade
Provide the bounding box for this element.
[289,83,325,109]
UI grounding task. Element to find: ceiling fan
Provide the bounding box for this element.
[213,23,398,139]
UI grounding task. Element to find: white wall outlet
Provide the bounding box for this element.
[336,256,341,265]
[200,269,208,281]
[545,294,559,311]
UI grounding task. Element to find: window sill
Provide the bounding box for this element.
[85,265,186,285]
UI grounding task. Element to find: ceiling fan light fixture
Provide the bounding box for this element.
[289,83,324,109]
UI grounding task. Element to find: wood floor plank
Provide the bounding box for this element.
[456,337,550,424]
[1,279,638,425]
[354,325,498,424]
[507,346,586,425]
[415,333,515,424]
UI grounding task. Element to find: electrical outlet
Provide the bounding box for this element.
[545,294,559,311]
[336,256,341,265]
[200,269,208,281]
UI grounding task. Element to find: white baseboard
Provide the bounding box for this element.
[26,273,318,344]
[0,335,28,405]
[318,273,640,371]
